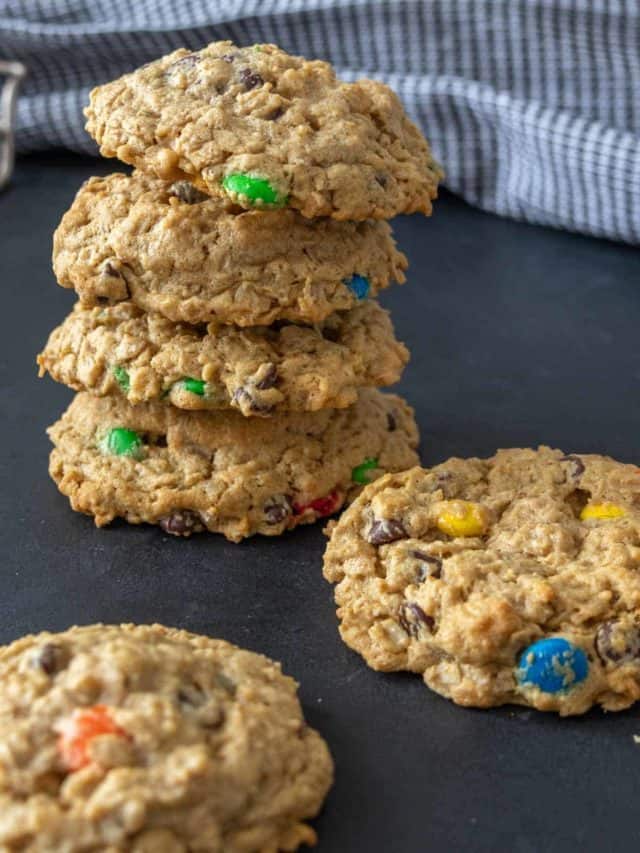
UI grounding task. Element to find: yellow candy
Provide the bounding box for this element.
[580,502,626,521]
[435,500,488,538]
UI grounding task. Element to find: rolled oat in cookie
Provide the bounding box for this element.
[38,299,409,416]
[323,447,640,715]
[0,623,333,852]
[84,41,443,221]
[47,389,419,542]
[52,171,407,327]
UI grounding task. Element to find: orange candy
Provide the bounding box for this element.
[56,704,127,771]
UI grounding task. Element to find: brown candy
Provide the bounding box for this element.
[264,495,292,525]
[232,386,275,415]
[31,643,70,676]
[595,620,640,665]
[560,454,586,481]
[159,510,203,536]
[398,602,434,637]
[410,550,442,580]
[239,68,264,90]
[169,181,209,204]
[366,518,407,545]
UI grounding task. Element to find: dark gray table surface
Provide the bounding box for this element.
[2,153,640,853]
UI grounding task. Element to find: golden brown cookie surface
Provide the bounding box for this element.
[48,389,419,542]
[323,447,640,715]
[0,623,333,852]
[84,42,442,221]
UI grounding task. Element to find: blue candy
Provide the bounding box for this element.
[344,274,370,300]
[517,637,588,694]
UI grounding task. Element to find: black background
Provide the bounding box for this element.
[2,153,640,852]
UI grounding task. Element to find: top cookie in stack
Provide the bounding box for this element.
[40,41,441,541]
[84,41,442,221]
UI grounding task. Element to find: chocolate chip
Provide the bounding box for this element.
[170,54,201,69]
[386,411,397,432]
[254,363,278,390]
[375,173,388,188]
[103,261,121,278]
[266,106,285,121]
[398,602,434,638]
[159,510,203,536]
[169,181,209,204]
[31,643,69,676]
[177,682,206,707]
[221,53,236,63]
[239,68,264,90]
[366,518,408,545]
[322,326,340,343]
[410,550,442,580]
[595,621,640,665]
[560,454,586,480]
[264,494,292,525]
[154,435,168,448]
[232,387,275,415]
[215,672,236,695]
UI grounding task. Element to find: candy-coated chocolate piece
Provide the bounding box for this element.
[101,427,144,458]
[180,377,206,396]
[112,365,130,393]
[580,502,626,521]
[222,173,285,206]
[435,500,488,537]
[351,457,379,484]
[293,490,341,518]
[344,274,370,300]
[517,638,588,694]
[56,704,128,771]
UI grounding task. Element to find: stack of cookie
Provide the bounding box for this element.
[39,41,442,542]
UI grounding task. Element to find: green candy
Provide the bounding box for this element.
[112,365,130,393]
[221,173,285,207]
[180,377,206,396]
[351,457,379,485]
[100,427,144,459]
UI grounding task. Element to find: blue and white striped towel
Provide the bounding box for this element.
[2,0,639,243]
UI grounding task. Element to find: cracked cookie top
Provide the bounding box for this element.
[53,171,407,327]
[84,41,443,221]
[323,447,640,715]
[38,299,408,416]
[0,623,333,853]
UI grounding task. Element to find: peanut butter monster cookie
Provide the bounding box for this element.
[38,300,408,416]
[48,390,419,541]
[0,623,333,852]
[53,172,407,327]
[84,42,442,221]
[323,447,640,715]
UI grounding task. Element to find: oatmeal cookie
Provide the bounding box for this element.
[38,300,408,416]
[84,42,442,221]
[48,389,419,541]
[53,172,407,327]
[0,623,333,852]
[323,447,640,715]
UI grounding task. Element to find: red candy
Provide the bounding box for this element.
[57,704,128,771]
[293,490,342,518]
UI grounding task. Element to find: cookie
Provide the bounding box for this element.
[48,389,419,541]
[0,623,333,852]
[84,42,442,221]
[38,300,409,416]
[53,171,407,327]
[323,447,640,715]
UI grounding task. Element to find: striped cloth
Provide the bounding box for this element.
[2,0,639,243]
